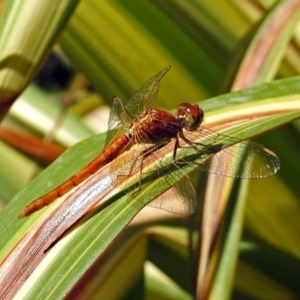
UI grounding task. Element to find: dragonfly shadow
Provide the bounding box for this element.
[115,143,223,213]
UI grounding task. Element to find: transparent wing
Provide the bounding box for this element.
[112,140,196,215]
[149,177,196,214]
[105,97,131,146]
[125,66,171,119]
[106,66,171,145]
[201,141,280,178]
[143,143,197,214]
[182,127,280,178]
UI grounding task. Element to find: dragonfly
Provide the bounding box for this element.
[17,66,280,218]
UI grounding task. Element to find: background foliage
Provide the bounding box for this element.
[0,0,300,299]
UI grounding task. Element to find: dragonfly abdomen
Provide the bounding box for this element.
[69,134,130,184]
[18,134,129,218]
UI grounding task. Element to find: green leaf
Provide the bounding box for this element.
[0,0,79,119]
[1,76,300,298]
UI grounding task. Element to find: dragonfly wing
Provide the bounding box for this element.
[110,144,147,184]
[183,126,279,178]
[125,66,171,118]
[111,140,196,215]
[138,141,197,214]
[149,177,196,215]
[105,97,131,146]
[201,141,280,178]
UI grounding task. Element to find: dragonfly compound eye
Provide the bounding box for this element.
[178,103,203,131]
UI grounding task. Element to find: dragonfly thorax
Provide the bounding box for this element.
[177,103,203,131]
[129,108,181,144]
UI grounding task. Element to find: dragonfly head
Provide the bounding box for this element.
[177,103,203,131]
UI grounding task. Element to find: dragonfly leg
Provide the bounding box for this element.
[136,142,169,190]
[115,142,165,187]
[178,130,223,154]
[119,142,169,196]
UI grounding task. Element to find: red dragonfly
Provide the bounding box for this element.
[18,66,280,218]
